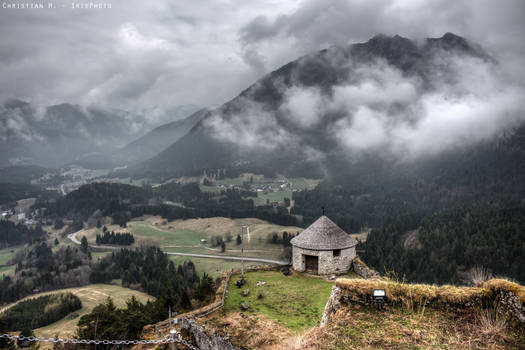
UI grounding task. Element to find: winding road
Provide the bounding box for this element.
[67,229,287,265]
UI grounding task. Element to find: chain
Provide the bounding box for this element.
[0,332,200,349]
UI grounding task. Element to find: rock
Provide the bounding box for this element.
[321,286,342,327]
[242,289,250,297]
[241,303,250,311]
[256,281,266,286]
[352,258,380,279]
[181,317,240,350]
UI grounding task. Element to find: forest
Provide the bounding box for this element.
[363,203,525,284]
[89,246,201,303]
[2,292,81,331]
[77,273,216,345]
[96,231,135,245]
[0,243,91,303]
[36,182,299,227]
[0,220,47,248]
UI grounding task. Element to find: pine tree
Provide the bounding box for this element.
[80,236,89,254]
[236,234,242,245]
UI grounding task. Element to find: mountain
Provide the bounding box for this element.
[112,108,208,164]
[0,101,200,169]
[135,33,515,179]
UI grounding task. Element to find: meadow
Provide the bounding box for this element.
[199,175,321,206]
[1,284,153,347]
[222,270,333,331]
[82,216,304,266]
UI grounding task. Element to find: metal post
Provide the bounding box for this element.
[241,248,244,279]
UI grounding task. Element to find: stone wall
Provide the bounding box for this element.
[292,246,355,274]
[181,317,240,350]
[352,257,380,279]
[330,278,525,325]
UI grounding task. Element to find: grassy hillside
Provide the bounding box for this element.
[198,272,525,350]
[83,216,303,263]
[1,284,153,342]
[222,271,333,331]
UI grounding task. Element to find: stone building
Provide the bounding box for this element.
[290,216,358,275]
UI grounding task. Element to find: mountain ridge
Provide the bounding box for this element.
[133,32,503,179]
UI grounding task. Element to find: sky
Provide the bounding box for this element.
[0,0,524,113]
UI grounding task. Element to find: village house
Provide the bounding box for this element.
[290,216,358,275]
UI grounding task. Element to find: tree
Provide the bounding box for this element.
[195,273,214,301]
[80,236,89,254]
[236,234,242,245]
[102,225,107,233]
[96,220,102,229]
[53,218,64,230]
[18,327,34,348]
[0,318,16,349]
[220,241,226,253]
[54,238,59,246]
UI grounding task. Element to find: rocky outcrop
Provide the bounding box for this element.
[320,285,342,327]
[352,257,380,279]
[181,317,240,350]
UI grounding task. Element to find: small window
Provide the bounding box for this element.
[333,249,341,257]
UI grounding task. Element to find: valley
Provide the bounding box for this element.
[0,23,524,349]
[71,215,301,276]
[2,284,153,348]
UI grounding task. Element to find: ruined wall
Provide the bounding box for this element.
[292,246,355,274]
[181,317,240,350]
[325,278,525,325]
[352,256,380,279]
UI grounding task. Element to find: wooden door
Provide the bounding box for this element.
[305,255,318,274]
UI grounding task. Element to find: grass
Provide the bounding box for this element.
[2,284,153,343]
[0,245,22,265]
[335,277,525,307]
[253,189,293,206]
[169,256,244,279]
[0,264,15,276]
[81,216,302,277]
[199,175,320,207]
[297,303,525,349]
[222,270,333,331]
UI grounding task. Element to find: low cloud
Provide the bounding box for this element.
[206,43,525,163]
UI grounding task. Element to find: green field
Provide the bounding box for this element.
[169,256,244,279]
[199,175,321,206]
[0,245,22,265]
[0,264,15,276]
[223,270,333,331]
[253,189,293,206]
[2,284,154,343]
[80,216,303,277]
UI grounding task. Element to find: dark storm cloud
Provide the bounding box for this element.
[239,0,525,82]
[204,0,525,162]
[0,0,523,117]
[0,0,296,113]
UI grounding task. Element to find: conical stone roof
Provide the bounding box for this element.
[290,216,358,250]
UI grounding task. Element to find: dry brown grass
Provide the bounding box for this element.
[476,307,509,340]
[295,304,524,350]
[335,277,525,308]
[482,278,525,303]
[202,312,294,349]
[468,266,493,286]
